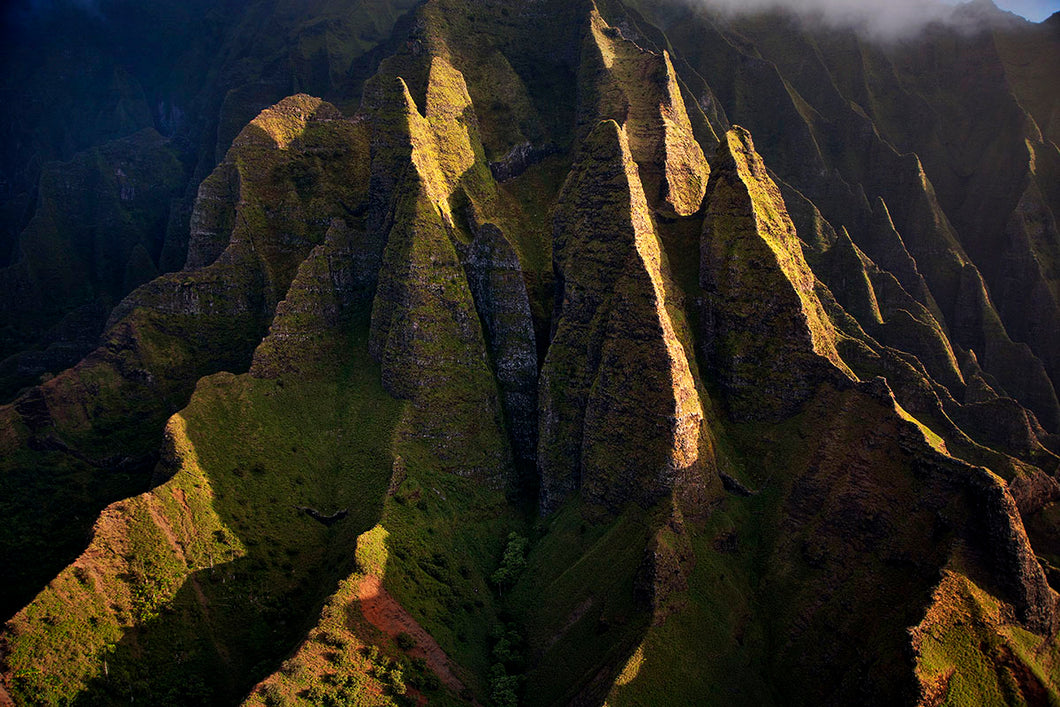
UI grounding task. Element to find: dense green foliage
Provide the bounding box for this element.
[2,1,1060,706]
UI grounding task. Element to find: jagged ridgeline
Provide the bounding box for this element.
[1,0,1060,704]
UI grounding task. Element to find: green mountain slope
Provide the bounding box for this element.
[2,1,1060,705]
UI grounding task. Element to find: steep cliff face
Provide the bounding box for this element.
[700,127,852,420]
[466,223,539,476]
[630,0,1060,435]
[367,58,513,484]
[579,9,710,217]
[0,94,372,616]
[539,119,708,513]
[3,1,1060,705]
[0,129,186,398]
[815,227,966,394]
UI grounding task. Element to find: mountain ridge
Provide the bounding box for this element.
[2,0,1060,704]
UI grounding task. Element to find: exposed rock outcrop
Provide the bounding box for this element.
[699,126,852,420]
[184,161,240,271]
[368,62,511,484]
[465,223,539,475]
[580,9,709,217]
[539,119,707,513]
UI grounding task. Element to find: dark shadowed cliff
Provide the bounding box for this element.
[1,1,1059,705]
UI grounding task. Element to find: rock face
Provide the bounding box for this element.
[580,9,710,217]
[184,161,240,271]
[368,59,512,483]
[3,1,1060,705]
[539,119,706,513]
[700,127,851,420]
[634,0,1060,435]
[0,129,186,398]
[815,227,966,395]
[370,174,511,480]
[249,239,342,379]
[465,223,539,475]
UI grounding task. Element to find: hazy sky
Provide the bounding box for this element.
[9,0,1060,36]
[990,0,1060,21]
[688,0,1059,38]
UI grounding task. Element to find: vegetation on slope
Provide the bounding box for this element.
[3,2,1060,706]
[3,315,402,705]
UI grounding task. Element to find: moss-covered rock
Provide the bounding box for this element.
[578,8,708,217]
[370,173,510,483]
[539,119,708,513]
[700,126,852,420]
[368,65,511,485]
[465,223,539,478]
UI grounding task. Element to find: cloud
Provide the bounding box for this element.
[684,0,1025,39]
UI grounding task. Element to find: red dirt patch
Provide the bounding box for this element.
[356,575,469,697]
[172,487,190,515]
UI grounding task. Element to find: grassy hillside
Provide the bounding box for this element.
[2,1,1060,706]
[3,317,402,704]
